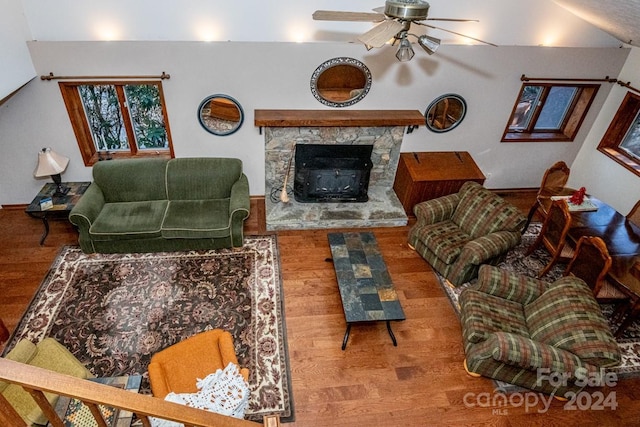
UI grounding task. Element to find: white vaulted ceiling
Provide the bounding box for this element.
[16,0,630,48]
[554,0,640,46]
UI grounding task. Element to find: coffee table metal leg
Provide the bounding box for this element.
[386,321,398,346]
[341,324,352,350]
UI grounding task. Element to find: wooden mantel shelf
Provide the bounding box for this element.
[254,109,425,128]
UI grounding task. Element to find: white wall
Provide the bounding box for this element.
[569,46,640,214]
[0,0,35,101]
[0,41,629,204]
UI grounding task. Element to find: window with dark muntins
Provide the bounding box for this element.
[59,81,174,165]
[502,83,599,143]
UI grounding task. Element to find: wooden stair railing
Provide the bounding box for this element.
[0,358,279,427]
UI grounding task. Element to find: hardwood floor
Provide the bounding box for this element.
[1,193,639,426]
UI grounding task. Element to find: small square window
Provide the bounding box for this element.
[502,83,599,143]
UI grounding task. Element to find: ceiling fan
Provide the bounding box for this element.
[313,0,497,62]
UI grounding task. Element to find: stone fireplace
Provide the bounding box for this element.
[256,110,424,231]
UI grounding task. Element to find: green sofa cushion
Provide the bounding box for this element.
[166,158,242,200]
[89,201,168,241]
[93,158,168,202]
[525,279,621,367]
[0,339,38,393]
[2,338,93,425]
[452,181,525,238]
[162,199,232,239]
[412,220,469,264]
[460,289,529,345]
[3,338,37,364]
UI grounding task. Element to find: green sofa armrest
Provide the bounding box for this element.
[229,173,250,215]
[228,173,250,247]
[474,332,588,379]
[456,230,522,267]
[69,183,105,252]
[69,183,105,229]
[474,264,548,305]
[413,193,460,226]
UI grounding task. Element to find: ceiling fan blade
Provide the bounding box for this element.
[372,6,385,13]
[357,20,404,48]
[313,10,385,22]
[426,18,479,22]
[421,23,498,47]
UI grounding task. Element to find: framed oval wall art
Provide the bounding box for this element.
[198,94,245,136]
[310,57,372,108]
[425,93,467,133]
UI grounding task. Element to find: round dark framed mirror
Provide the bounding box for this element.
[310,57,372,108]
[198,94,244,136]
[425,94,467,133]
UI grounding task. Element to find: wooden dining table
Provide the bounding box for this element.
[567,196,640,336]
[568,196,640,255]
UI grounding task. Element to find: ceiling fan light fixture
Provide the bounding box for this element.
[385,0,430,20]
[312,2,494,62]
[396,37,415,62]
[418,34,440,55]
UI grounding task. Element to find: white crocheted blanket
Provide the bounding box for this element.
[151,362,250,427]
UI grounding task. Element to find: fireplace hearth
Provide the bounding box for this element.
[294,144,373,203]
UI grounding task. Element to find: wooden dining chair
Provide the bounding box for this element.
[563,236,629,304]
[523,161,575,232]
[627,199,640,227]
[525,199,574,278]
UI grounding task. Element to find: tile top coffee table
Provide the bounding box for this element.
[328,231,405,350]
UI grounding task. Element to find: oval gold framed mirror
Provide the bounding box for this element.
[198,94,244,136]
[425,94,467,133]
[310,57,372,108]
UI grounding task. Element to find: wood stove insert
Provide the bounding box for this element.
[294,144,373,203]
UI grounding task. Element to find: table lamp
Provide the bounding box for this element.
[34,147,70,196]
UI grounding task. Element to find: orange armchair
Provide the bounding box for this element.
[148,330,249,398]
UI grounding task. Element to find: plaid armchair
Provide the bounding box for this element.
[460,265,621,396]
[408,181,526,286]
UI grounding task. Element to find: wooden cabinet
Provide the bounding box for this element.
[393,151,486,215]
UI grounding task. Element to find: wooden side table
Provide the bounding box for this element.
[393,151,486,215]
[25,182,90,245]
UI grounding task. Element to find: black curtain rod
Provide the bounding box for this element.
[520,74,617,83]
[40,72,170,81]
[617,80,640,94]
[520,74,640,94]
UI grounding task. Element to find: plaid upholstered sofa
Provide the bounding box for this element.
[460,265,621,396]
[408,181,526,286]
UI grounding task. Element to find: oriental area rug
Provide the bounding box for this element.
[436,223,640,379]
[4,235,293,422]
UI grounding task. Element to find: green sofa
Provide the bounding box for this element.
[408,181,526,286]
[460,265,621,396]
[69,157,250,253]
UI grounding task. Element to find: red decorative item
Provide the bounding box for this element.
[569,187,586,205]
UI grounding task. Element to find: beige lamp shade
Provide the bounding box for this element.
[34,148,69,177]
